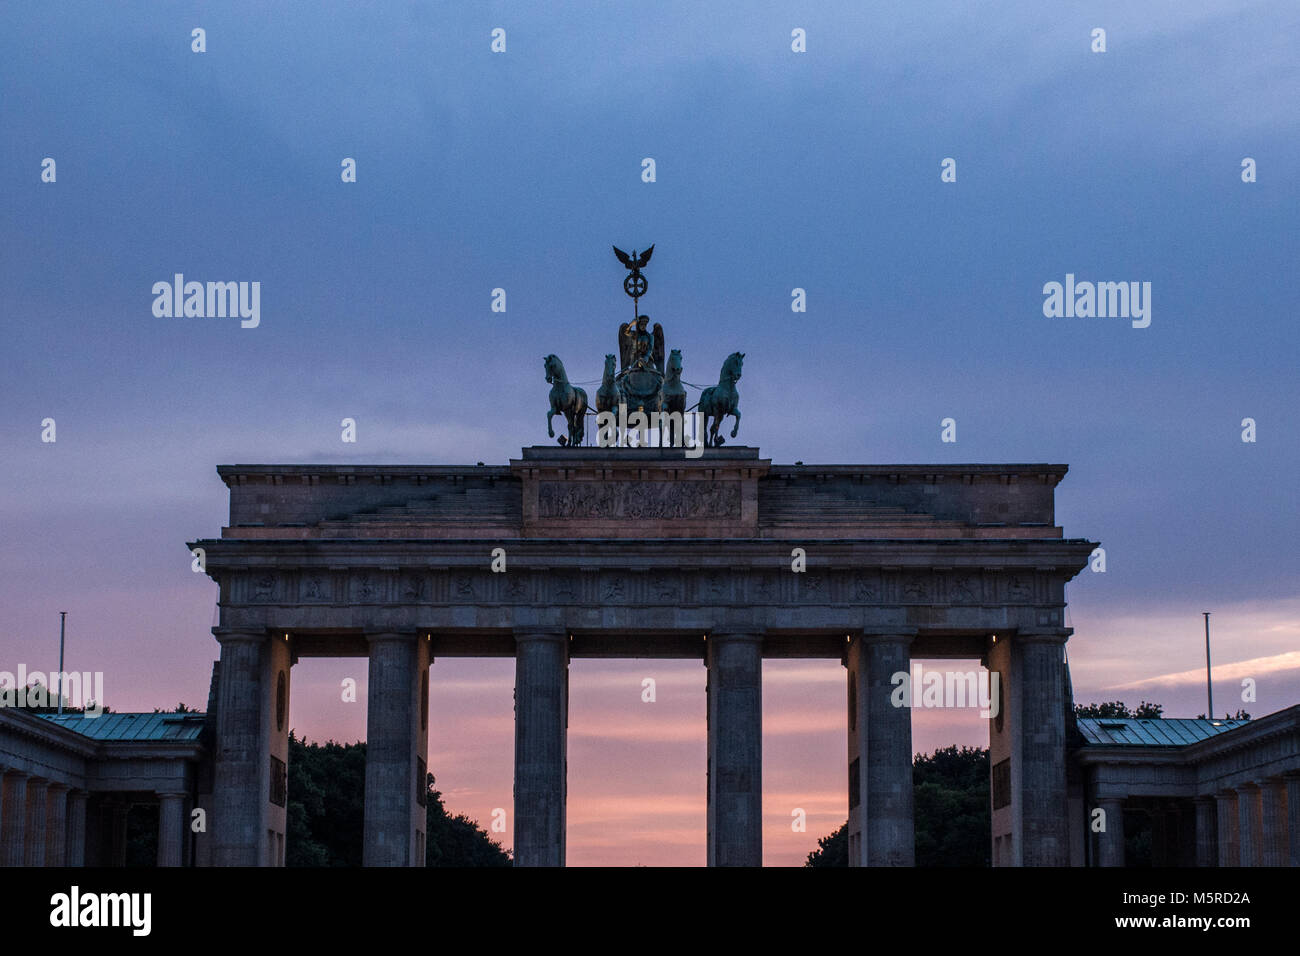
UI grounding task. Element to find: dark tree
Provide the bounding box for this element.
[14,677,111,715]
[914,745,990,866]
[424,775,511,867]
[285,733,368,867]
[805,822,847,867]
[1074,700,1164,719]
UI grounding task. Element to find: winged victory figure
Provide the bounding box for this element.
[618,314,665,373]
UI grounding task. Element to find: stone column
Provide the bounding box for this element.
[210,630,268,866]
[1215,791,1238,867]
[513,630,568,867]
[45,784,69,866]
[157,792,187,867]
[209,627,292,866]
[986,635,1015,865]
[987,628,1071,866]
[857,631,914,866]
[66,790,87,866]
[1258,780,1286,867]
[1,770,30,867]
[363,631,430,867]
[706,631,763,867]
[23,778,48,866]
[845,643,862,866]
[1018,631,1070,866]
[1237,782,1262,866]
[1096,797,1126,867]
[266,633,292,867]
[1193,796,1217,867]
[1285,772,1300,868]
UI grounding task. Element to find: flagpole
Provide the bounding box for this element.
[1203,611,1213,718]
[58,611,67,715]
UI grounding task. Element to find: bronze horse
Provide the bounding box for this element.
[660,348,687,446]
[698,351,743,447]
[544,354,588,446]
[596,353,621,416]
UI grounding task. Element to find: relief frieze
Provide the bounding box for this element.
[537,480,740,519]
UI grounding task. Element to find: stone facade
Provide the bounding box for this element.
[0,709,204,866]
[187,446,1096,866]
[1076,708,1300,866]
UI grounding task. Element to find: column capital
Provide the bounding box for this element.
[210,627,268,645]
[365,630,419,645]
[1015,627,1073,645]
[860,626,917,636]
[45,781,71,794]
[706,630,764,644]
[513,628,567,645]
[857,628,917,646]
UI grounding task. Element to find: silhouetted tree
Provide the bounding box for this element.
[1196,709,1251,720]
[914,745,990,866]
[424,774,511,867]
[1075,700,1164,719]
[11,677,111,715]
[805,822,847,867]
[286,733,368,867]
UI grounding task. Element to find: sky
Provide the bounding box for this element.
[1,1,1297,865]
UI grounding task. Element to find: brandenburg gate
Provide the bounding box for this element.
[190,446,1095,866]
[190,244,1096,866]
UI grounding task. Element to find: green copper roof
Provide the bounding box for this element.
[39,712,205,742]
[1076,716,1247,747]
